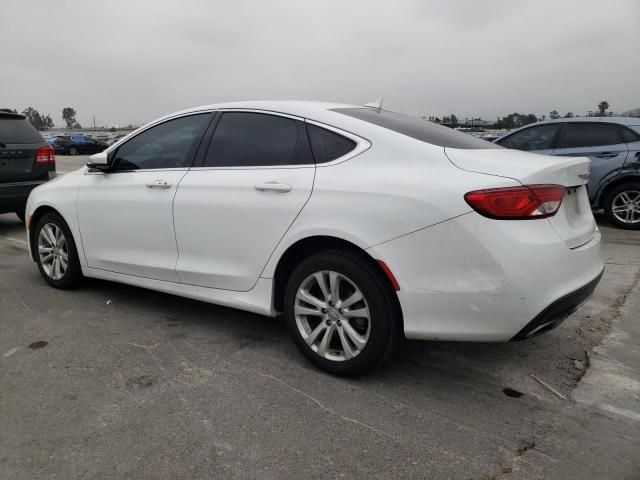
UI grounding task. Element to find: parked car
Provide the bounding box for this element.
[495,117,640,229]
[49,134,108,155]
[0,109,56,221]
[25,101,603,375]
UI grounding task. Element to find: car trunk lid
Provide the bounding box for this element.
[446,147,596,248]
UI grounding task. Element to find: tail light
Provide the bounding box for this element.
[36,146,56,166]
[464,185,565,220]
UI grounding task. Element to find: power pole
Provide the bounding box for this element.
[93,115,96,131]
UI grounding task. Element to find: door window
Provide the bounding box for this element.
[497,124,562,151]
[203,112,313,167]
[558,123,622,149]
[112,114,211,170]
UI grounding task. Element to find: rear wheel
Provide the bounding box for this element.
[604,182,640,230]
[284,250,401,376]
[68,146,79,155]
[34,212,83,288]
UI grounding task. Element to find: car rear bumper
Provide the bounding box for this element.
[0,180,46,213]
[367,211,604,342]
[510,268,603,340]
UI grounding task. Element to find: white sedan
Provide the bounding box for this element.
[25,101,604,375]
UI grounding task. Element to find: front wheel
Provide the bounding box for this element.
[604,182,640,230]
[284,250,401,376]
[34,212,83,288]
[68,146,79,155]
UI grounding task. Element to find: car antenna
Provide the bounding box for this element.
[364,97,384,111]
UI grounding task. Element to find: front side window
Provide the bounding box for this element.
[113,114,211,170]
[203,112,313,167]
[558,123,622,149]
[497,124,562,151]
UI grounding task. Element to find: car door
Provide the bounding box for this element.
[173,111,315,291]
[76,112,212,281]
[552,122,629,197]
[495,123,562,155]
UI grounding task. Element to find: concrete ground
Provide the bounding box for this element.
[1,194,639,478]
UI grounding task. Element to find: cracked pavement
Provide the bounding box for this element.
[1,210,639,479]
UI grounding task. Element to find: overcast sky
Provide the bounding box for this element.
[2,0,639,127]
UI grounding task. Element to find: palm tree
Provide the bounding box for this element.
[598,101,609,116]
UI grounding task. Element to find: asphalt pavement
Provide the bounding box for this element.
[1,206,639,479]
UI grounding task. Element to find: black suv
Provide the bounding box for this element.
[0,109,56,222]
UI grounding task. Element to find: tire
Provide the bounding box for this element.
[33,212,83,289]
[68,147,79,156]
[15,210,25,223]
[604,182,640,230]
[284,249,402,376]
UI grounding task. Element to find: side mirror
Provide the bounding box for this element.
[86,151,112,172]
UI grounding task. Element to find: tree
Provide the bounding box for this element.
[494,113,538,130]
[598,101,609,117]
[549,110,560,119]
[42,114,54,129]
[72,121,82,129]
[450,114,459,128]
[62,107,77,129]
[22,107,53,130]
[564,112,574,118]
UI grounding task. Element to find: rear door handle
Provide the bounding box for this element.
[146,179,172,189]
[254,182,292,193]
[594,152,618,159]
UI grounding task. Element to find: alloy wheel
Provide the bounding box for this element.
[38,223,69,280]
[294,270,371,361]
[611,190,640,225]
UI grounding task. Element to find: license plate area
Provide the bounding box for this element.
[564,186,581,219]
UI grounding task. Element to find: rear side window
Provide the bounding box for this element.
[497,124,562,151]
[619,125,640,143]
[332,108,497,149]
[113,113,211,170]
[558,123,622,149]
[0,117,43,144]
[204,112,313,167]
[306,124,356,163]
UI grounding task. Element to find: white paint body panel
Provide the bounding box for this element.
[173,166,315,290]
[25,100,603,343]
[77,170,187,282]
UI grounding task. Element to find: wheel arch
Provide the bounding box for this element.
[28,205,75,261]
[271,235,403,319]
[595,173,640,208]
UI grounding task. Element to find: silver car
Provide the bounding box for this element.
[496,117,640,229]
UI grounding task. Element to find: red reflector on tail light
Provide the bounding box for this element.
[36,146,55,166]
[464,185,565,220]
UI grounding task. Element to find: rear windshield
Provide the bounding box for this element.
[0,117,44,144]
[332,108,498,149]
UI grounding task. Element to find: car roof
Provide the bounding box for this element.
[173,100,357,117]
[0,110,26,120]
[531,116,640,126]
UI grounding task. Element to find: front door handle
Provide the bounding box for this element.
[254,182,292,193]
[594,152,618,159]
[146,179,172,189]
